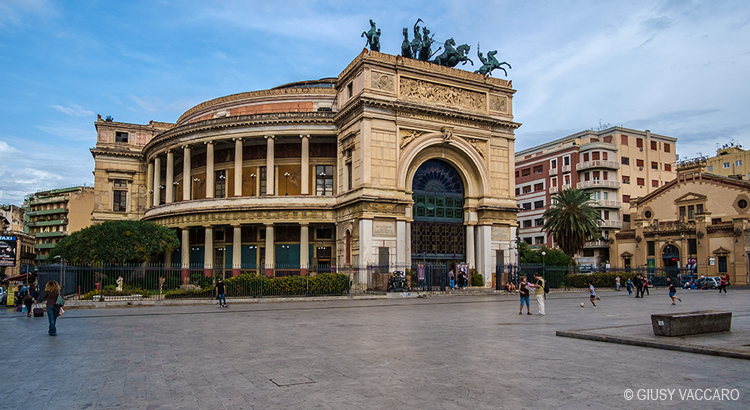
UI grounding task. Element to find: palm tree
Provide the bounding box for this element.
[542,189,602,274]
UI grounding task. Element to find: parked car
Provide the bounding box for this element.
[695,277,721,289]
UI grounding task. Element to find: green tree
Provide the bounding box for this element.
[519,244,571,266]
[542,189,602,272]
[48,220,179,264]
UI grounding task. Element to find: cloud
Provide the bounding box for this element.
[0,0,56,31]
[0,140,20,157]
[35,123,93,142]
[51,104,95,117]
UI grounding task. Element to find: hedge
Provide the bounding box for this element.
[564,271,639,288]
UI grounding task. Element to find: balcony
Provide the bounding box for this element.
[577,180,621,190]
[549,186,559,194]
[549,167,558,175]
[35,243,57,249]
[36,231,67,238]
[561,165,571,173]
[580,141,617,152]
[598,220,622,229]
[27,208,67,217]
[585,240,611,248]
[26,219,67,227]
[576,160,621,171]
[591,200,622,208]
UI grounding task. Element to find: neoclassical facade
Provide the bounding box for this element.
[90,51,520,290]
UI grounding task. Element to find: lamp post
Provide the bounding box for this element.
[284,172,290,195]
[542,250,546,280]
[192,177,200,200]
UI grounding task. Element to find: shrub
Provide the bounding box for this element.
[470,272,484,287]
[80,285,151,300]
[564,271,638,288]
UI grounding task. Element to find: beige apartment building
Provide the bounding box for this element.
[90,50,520,290]
[24,186,95,262]
[705,145,749,180]
[515,127,677,268]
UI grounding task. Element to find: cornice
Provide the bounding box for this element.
[90,147,144,160]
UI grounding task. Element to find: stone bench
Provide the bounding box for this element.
[651,310,732,337]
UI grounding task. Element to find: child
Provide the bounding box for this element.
[626,278,633,296]
[668,279,681,305]
[588,281,599,307]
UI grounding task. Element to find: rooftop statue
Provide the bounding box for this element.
[401,27,413,59]
[362,19,381,52]
[432,38,473,68]
[475,43,511,77]
[410,19,424,58]
[418,26,436,61]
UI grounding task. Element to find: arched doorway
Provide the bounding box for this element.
[411,159,465,275]
[662,244,680,277]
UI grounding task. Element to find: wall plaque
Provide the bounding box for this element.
[373,220,396,237]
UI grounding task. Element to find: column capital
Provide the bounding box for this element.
[231,223,242,228]
[264,135,276,140]
[300,134,310,139]
[232,137,243,142]
[264,222,274,227]
[299,222,309,227]
[182,144,191,150]
[204,140,214,145]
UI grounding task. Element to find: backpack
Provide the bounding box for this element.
[543,280,550,294]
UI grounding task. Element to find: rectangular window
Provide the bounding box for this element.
[602,172,608,181]
[316,165,334,196]
[259,166,267,196]
[718,256,727,273]
[534,200,544,209]
[515,171,519,178]
[664,163,671,171]
[522,203,531,210]
[593,171,600,180]
[736,160,742,166]
[651,161,658,170]
[535,236,544,245]
[515,188,520,195]
[723,163,730,169]
[636,159,644,167]
[696,204,703,214]
[523,220,532,228]
[647,241,655,256]
[521,168,531,177]
[533,165,543,174]
[637,178,645,186]
[564,175,570,185]
[622,195,630,203]
[652,180,659,187]
[621,135,628,145]
[346,161,352,191]
[551,177,557,187]
[621,157,629,165]
[637,138,643,148]
[592,152,600,161]
[707,165,713,171]
[679,206,685,219]
[688,205,695,219]
[551,159,557,168]
[651,141,657,150]
[623,214,630,222]
[603,210,610,219]
[664,143,671,153]
[712,218,721,224]
[215,170,226,198]
[603,192,608,200]
[535,218,544,226]
[316,229,333,239]
[115,132,129,143]
[584,172,590,182]
[524,238,532,244]
[563,156,570,166]
[602,152,608,160]
[534,183,543,192]
[522,186,531,194]
[113,190,127,212]
[688,239,697,254]
[583,153,590,162]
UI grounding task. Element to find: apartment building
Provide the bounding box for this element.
[515,127,677,267]
[24,186,95,262]
[705,145,749,180]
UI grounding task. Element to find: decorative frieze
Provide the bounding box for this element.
[489,94,508,113]
[371,71,395,92]
[399,77,486,112]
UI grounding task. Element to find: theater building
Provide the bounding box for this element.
[90,51,520,290]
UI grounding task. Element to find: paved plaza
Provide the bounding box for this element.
[1,288,748,409]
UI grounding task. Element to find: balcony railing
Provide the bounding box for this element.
[549,167,558,175]
[585,240,611,248]
[591,200,622,208]
[598,220,622,228]
[576,160,621,171]
[577,180,621,190]
[35,231,67,238]
[561,165,571,173]
[549,186,559,194]
[27,208,68,217]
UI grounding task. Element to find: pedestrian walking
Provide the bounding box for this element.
[23,283,39,317]
[626,278,633,296]
[668,278,681,305]
[518,276,531,315]
[533,273,546,316]
[216,279,227,308]
[642,276,650,296]
[615,276,621,291]
[634,275,643,298]
[42,281,62,336]
[718,274,728,295]
[588,281,599,307]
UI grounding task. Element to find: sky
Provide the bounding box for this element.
[1,0,749,206]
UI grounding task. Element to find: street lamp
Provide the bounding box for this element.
[192,177,200,200]
[284,172,290,195]
[541,250,546,280]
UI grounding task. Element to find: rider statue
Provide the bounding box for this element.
[362,19,381,52]
[475,43,512,77]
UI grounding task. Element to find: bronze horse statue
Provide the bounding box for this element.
[475,44,511,77]
[432,39,473,68]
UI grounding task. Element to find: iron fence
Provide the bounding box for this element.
[35,263,350,301]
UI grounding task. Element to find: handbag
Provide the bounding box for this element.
[33,303,44,317]
[55,294,65,307]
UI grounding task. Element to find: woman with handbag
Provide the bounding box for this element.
[42,281,63,336]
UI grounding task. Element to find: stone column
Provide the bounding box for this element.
[405,222,412,268]
[396,220,407,267]
[357,219,373,292]
[153,156,161,207]
[478,225,492,287]
[181,228,190,285]
[182,145,191,201]
[264,223,275,276]
[166,150,174,204]
[233,224,242,277]
[466,225,475,270]
[300,223,309,275]
[301,134,310,195]
[204,226,213,277]
[206,141,215,199]
[732,218,747,285]
[265,135,275,196]
[146,162,154,207]
[234,138,243,197]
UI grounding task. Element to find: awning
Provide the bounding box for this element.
[2,272,37,283]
